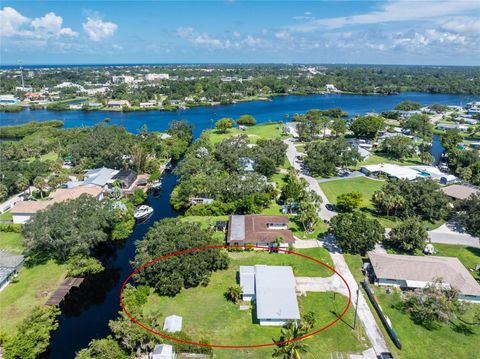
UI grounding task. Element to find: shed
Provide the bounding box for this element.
[149,344,175,359]
[163,315,182,333]
[239,266,255,301]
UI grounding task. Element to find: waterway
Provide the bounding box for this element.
[2,92,476,358]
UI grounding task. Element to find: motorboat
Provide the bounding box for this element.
[134,205,154,221]
[151,180,162,189]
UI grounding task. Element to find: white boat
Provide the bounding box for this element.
[151,180,162,189]
[134,205,154,220]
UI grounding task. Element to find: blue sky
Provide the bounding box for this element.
[1,1,479,65]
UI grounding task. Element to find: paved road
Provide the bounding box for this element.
[317,171,365,183]
[285,136,389,355]
[429,222,480,248]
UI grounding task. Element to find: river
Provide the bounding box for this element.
[2,92,477,358]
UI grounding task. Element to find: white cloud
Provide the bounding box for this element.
[275,30,292,41]
[82,17,117,41]
[31,12,78,38]
[0,7,29,36]
[440,17,480,36]
[291,0,480,31]
[176,27,264,50]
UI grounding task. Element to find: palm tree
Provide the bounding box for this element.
[392,194,405,216]
[15,175,30,195]
[225,285,243,303]
[33,176,47,199]
[272,321,312,359]
[271,236,284,252]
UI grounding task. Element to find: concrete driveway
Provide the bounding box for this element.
[429,222,479,248]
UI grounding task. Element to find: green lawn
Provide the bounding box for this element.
[207,123,288,145]
[27,151,58,163]
[320,177,384,209]
[319,177,444,230]
[357,153,423,168]
[0,211,13,221]
[375,289,479,359]
[0,260,67,334]
[139,250,369,358]
[0,231,24,254]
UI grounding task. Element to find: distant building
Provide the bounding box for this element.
[145,73,169,81]
[368,252,480,303]
[139,102,156,108]
[107,100,131,109]
[191,198,214,205]
[325,84,337,91]
[0,251,24,290]
[437,123,469,132]
[226,215,295,247]
[239,265,300,325]
[112,75,135,84]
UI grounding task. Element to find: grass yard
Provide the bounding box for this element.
[320,177,384,209]
[0,211,13,221]
[0,260,67,334]
[0,231,24,254]
[140,250,369,359]
[357,153,423,168]
[27,151,58,163]
[207,123,288,145]
[374,289,479,359]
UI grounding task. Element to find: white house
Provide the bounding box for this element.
[107,100,131,109]
[360,164,423,181]
[368,252,480,303]
[325,84,338,92]
[239,265,300,326]
[145,73,169,81]
[112,75,135,84]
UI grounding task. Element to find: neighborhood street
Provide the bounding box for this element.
[285,137,390,355]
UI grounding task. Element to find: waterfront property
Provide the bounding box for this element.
[226,215,295,248]
[0,251,24,291]
[368,252,480,303]
[11,185,104,224]
[110,169,137,189]
[239,265,300,326]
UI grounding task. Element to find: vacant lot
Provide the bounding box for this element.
[208,123,287,145]
[320,177,384,209]
[139,250,369,358]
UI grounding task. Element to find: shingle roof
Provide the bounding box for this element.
[368,252,480,296]
[0,251,24,268]
[227,215,295,244]
[441,184,480,200]
[254,265,300,321]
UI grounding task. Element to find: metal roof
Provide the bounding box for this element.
[254,265,300,321]
[230,215,245,241]
[239,266,255,295]
[84,167,118,187]
[0,251,24,269]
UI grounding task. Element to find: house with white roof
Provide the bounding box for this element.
[239,265,300,326]
[360,164,423,181]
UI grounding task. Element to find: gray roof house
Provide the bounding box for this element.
[240,265,300,325]
[0,251,24,290]
[369,252,480,303]
[83,167,119,187]
[239,266,255,301]
[149,344,175,359]
[163,315,182,333]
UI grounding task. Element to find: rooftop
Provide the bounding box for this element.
[0,251,24,268]
[163,315,182,333]
[441,184,480,200]
[369,252,480,296]
[227,215,295,244]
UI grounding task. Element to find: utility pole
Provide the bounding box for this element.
[353,284,360,330]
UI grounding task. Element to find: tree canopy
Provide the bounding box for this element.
[350,115,384,139]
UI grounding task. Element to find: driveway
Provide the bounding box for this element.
[428,222,479,248]
[296,275,349,296]
[317,171,365,183]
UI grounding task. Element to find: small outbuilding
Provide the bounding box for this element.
[149,344,175,359]
[163,315,182,333]
[0,251,24,290]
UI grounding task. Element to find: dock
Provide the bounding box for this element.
[46,277,84,306]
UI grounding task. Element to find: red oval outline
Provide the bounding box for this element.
[120,245,351,349]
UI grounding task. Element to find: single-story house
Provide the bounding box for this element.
[368,252,480,303]
[437,123,469,132]
[441,184,480,200]
[11,185,103,224]
[107,100,131,109]
[191,197,214,205]
[240,265,300,325]
[360,164,423,181]
[111,169,137,189]
[83,167,119,188]
[226,215,295,248]
[163,315,182,333]
[0,251,24,290]
[149,344,175,359]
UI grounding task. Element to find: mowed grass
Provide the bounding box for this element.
[140,250,368,359]
[0,211,13,221]
[0,231,68,334]
[0,260,67,334]
[375,289,479,359]
[320,177,384,209]
[207,123,287,145]
[0,231,24,254]
[357,153,423,168]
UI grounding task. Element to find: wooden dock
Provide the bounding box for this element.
[46,277,84,306]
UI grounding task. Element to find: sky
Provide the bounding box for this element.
[1,0,479,66]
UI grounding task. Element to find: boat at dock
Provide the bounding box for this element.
[133,205,154,221]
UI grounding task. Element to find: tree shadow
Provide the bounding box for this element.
[451,322,475,336]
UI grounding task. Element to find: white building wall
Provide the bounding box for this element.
[12,213,32,224]
[259,319,289,326]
